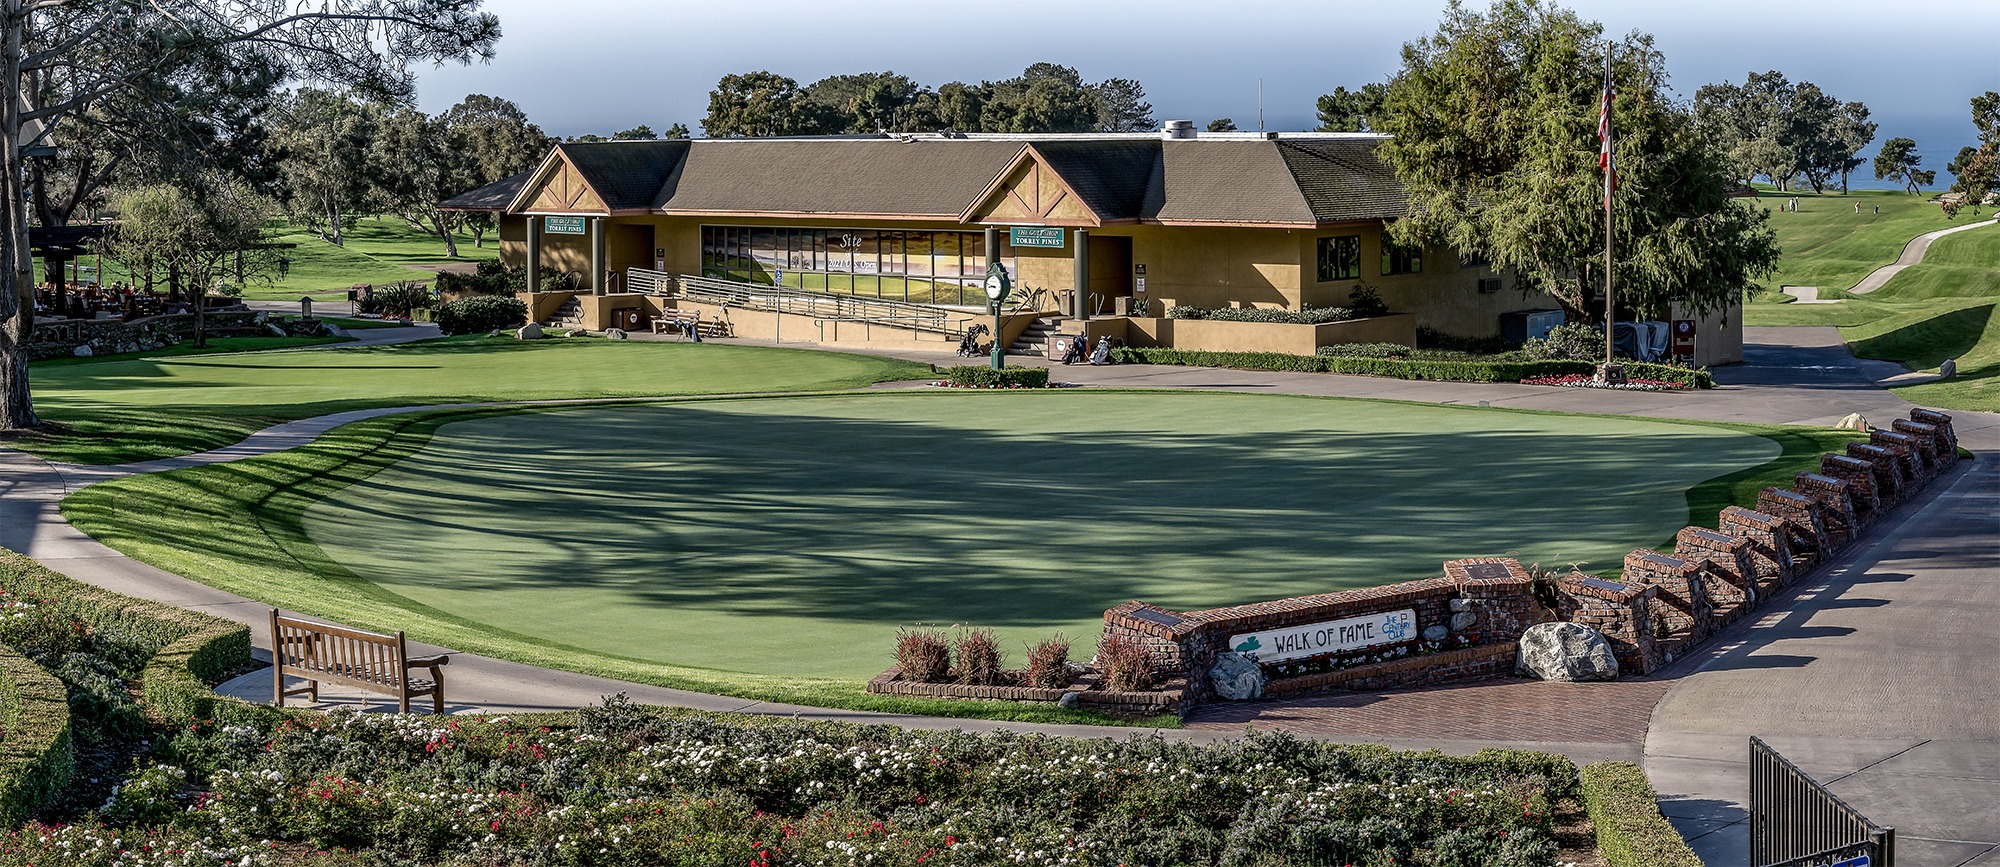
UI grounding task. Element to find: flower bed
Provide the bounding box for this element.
[1520,374,1688,391]
[0,697,1585,866]
[865,667,1187,715]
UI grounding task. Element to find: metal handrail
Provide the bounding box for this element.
[651,272,991,339]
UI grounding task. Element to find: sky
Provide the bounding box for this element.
[414,0,1995,190]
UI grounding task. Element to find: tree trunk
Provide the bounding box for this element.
[0,2,40,431]
[437,217,458,258]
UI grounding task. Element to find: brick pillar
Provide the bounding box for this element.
[1910,408,1957,454]
[1893,419,1953,470]
[1102,602,1199,697]
[1817,454,1882,525]
[1442,557,1549,640]
[1869,431,1929,485]
[1792,473,1859,549]
[1719,506,1796,594]
[1555,573,1661,675]
[1675,527,1760,611]
[1756,487,1831,562]
[1622,549,1712,657]
[1847,444,1908,504]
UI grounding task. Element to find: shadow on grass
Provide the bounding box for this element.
[1849,303,1995,370]
[283,400,1770,628]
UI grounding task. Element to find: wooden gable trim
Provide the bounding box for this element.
[503,147,612,216]
[957,144,1104,228]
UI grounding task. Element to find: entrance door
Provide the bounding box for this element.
[1087,235,1133,315]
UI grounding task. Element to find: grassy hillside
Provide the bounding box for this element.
[1744,191,2000,411]
[1746,188,1963,298]
[68,216,498,301]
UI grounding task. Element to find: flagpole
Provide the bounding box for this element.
[1602,45,1615,374]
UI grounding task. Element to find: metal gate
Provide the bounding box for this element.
[1750,736,1895,867]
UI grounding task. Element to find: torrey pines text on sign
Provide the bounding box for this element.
[1228,609,1417,664]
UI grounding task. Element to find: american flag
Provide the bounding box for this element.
[1599,54,1616,210]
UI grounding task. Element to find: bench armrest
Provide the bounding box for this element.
[404,654,450,669]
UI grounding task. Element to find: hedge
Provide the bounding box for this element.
[1167,305,1364,324]
[0,549,280,731]
[434,295,529,336]
[1112,347,1714,388]
[1580,761,1704,867]
[941,365,1051,388]
[0,644,71,826]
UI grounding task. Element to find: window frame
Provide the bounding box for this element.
[1315,235,1362,283]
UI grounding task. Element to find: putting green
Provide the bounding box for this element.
[301,392,1776,679]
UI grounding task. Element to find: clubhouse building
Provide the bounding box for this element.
[441,124,1740,364]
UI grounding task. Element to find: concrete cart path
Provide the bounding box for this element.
[1849,218,1997,295]
[2,327,1995,783]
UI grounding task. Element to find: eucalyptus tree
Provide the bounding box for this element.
[0,0,500,431]
[1375,0,1777,324]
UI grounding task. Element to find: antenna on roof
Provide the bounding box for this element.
[1258,79,1264,132]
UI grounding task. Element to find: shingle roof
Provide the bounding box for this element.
[655,140,1026,217]
[444,134,1410,227]
[557,141,690,211]
[1030,140,1160,221]
[1275,138,1408,224]
[438,170,534,211]
[1144,141,1318,225]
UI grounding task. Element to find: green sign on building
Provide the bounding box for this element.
[544,216,587,235]
[1008,226,1065,248]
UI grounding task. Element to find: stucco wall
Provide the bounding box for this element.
[1296,228,1564,340]
[1671,300,1745,366]
[1123,314,1418,354]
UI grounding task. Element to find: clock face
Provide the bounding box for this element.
[984,274,1005,299]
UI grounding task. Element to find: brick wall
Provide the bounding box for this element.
[1622,550,1711,662]
[1104,557,1550,703]
[1092,408,1962,704]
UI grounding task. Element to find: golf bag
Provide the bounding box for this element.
[956,324,990,358]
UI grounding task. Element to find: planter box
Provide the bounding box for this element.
[866,667,1186,714]
[1263,642,1519,699]
[1124,313,1417,355]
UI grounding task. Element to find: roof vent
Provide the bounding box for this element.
[1161,120,1197,140]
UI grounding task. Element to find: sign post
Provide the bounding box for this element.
[983,263,1012,370]
[1671,319,1697,363]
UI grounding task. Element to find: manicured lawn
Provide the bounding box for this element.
[76,216,498,301]
[1740,188,2000,411]
[63,392,1781,712]
[1744,188,1964,301]
[11,338,930,464]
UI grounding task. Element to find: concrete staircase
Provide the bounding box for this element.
[542,297,584,330]
[1008,316,1069,356]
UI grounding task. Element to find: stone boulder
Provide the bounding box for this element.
[1422,624,1449,642]
[605,328,629,340]
[71,345,92,358]
[1516,622,1619,682]
[1207,651,1266,701]
[516,323,544,340]
[1449,611,1477,632]
[265,322,288,338]
[1836,413,1870,433]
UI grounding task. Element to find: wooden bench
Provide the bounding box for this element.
[270,610,449,714]
[650,309,730,338]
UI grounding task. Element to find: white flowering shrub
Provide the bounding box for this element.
[0,697,1579,867]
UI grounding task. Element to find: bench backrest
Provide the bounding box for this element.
[272,612,409,690]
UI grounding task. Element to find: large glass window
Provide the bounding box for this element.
[697,225,1012,305]
[1316,235,1360,282]
[1381,240,1423,276]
